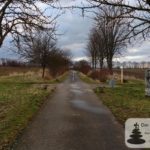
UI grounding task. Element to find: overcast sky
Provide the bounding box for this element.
[0,0,150,62]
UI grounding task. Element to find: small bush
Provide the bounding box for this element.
[88,71,99,79]
[123,79,128,83]
[88,69,109,82]
[74,60,91,75]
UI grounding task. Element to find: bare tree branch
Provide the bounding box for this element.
[0,0,58,47]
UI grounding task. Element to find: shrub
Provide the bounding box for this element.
[88,69,109,82]
[74,60,91,75]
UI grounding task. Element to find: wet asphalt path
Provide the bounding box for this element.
[14,71,130,150]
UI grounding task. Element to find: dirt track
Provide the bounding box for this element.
[14,71,130,150]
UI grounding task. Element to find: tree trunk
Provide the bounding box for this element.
[42,66,46,78]
[107,58,113,75]
[92,58,94,70]
[99,59,103,69]
[94,59,97,70]
[0,38,3,48]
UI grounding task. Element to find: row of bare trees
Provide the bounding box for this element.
[87,6,130,72]
[53,0,150,72]
[17,30,71,78]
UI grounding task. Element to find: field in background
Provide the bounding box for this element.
[0,67,68,149]
[0,66,40,77]
[75,59,147,81]
[113,68,145,80]
[80,68,146,83]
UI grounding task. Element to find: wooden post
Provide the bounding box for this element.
[121,66,123,84]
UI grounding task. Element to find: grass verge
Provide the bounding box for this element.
[94,80,150,125]
[79,73,150,125]
[51,71,69,83]
[0,72,68,150]
[79,72,100,84]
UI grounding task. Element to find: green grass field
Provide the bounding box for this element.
[0,69,68,149]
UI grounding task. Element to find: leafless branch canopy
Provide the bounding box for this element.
[53,0,150,40]
[0,0,57,47]
[90,0,150,39]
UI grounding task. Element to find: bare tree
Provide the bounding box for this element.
[55,0,150,40]
[94,29,106,69]
[18,30,56,78]
[89,0,150,39]
[94,6,130,71]
[48,49,71,77]
[87,29,98,70]
[87,28,105,70]
[0,0,56,47]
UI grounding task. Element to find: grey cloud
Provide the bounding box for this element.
[118,41,150,62]
[126,41,150,57]
[56,7,94,59]
[0,0,150,62]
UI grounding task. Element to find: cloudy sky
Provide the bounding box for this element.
[0,0,150,62]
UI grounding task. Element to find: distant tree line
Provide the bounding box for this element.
[0,58,26,67]
[114,61,150,69]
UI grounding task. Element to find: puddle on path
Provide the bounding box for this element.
[70,84,80,90]
[85,89,93,92]
[71,89,83,94]
[71,99,107,115]
[70,83,83,95]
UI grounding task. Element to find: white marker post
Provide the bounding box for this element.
[120,66,123,84]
